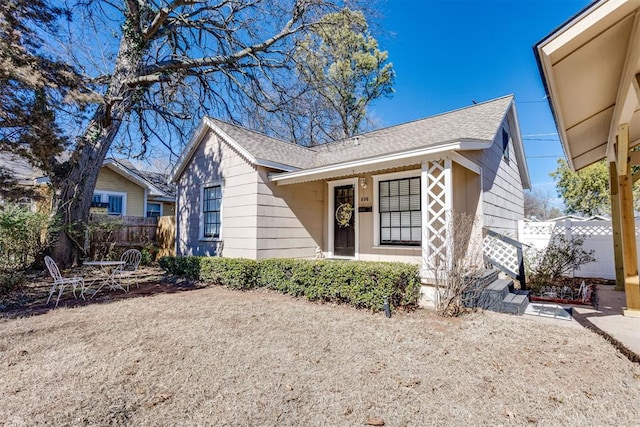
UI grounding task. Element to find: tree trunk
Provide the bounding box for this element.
[51,119,122,267]
[51,32,142,267]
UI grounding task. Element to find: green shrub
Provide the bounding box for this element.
[86,216,125,260]
[0,203,50,271]
[0,204,50,295]
[140,243,159,265]
[158,256,203,278]
[525,234,596,289]
[199,258,258,289]
[160,256,421,312]
[0,271,25,296]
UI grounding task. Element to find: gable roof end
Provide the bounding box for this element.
[104,158,170,197]
[170,117,315,182]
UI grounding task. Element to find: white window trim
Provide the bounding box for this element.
[327,178,359,259]
[199,180,223,242]
[373,169,422,248]
[93,190,127,216]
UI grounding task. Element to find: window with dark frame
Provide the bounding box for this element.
[502,128,510,160]
[203,185,221,238]
[379,177,421,245]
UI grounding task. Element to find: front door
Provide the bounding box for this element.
[333,185,355,257]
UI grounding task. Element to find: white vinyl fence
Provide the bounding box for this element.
[518,219,640,280]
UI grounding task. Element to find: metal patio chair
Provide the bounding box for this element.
[44,256,85,307]
[112,249,142,291]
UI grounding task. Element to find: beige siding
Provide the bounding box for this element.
[324,170,422,265]
[95,167,145,216]
[255,169,323,259]
[452,162,481,217]
[462,115,525,238]
[175,131,259,257]
[161,202,175,217]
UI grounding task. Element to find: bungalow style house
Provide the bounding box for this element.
[95,158,176,218]
[171,95,531,282]
[0,154,175,218]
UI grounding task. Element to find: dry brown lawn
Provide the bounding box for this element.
[1,282,640,426]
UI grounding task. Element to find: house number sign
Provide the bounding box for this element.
[359,195,371,207]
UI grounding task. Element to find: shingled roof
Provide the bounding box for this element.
[0,152,47,185]
[313,95,513,167]
[207,119,316,169]
[172,95,526,184]
[106,158,176,198]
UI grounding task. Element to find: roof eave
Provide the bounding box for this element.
[534,0,636,172]
[103,159,166,196]
[169,119,210,183]
[270,139,491,185]
[170,118,299,183]
[506,100,532,189]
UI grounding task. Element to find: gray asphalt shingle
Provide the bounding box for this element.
[209,95,513,170]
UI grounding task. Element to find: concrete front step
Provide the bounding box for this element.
[502,292,529,315]
[462,270,530,315]
[477,278,512,311]
[468,269,499,288]
[462,269,500,308]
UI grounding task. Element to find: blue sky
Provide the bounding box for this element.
[370,0,591,200]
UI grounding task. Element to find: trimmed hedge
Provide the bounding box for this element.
[159,256,421,312]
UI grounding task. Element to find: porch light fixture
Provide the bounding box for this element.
[359,177,367,189]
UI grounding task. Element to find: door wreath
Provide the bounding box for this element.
[335,203,354,227]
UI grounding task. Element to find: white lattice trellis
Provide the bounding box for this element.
[483,234,519,274]
[522,223,555,235]
[424,160,448,268]
[572,224,613,236]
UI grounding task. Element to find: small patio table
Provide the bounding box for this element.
[82,260,126,298]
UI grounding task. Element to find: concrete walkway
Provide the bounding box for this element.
[572,285,640,362]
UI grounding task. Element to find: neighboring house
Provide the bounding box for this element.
[0,152,52,213]
[95,158,176,218]
[171,95,531,281]
[0,154,175,218]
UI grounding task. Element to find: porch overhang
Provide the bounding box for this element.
[269,139,491,186]
[534,0,640,171]
[535,0,640,316]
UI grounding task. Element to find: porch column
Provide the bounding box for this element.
[609,162,625,291]
[420,158,452,281]
[420,161,429,280]
[616,124,640,316]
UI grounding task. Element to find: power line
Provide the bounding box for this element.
[526,155,563,158]
[522,133,558,137]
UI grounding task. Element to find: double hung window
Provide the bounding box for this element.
[203,185,222,238]
[379,177,421,245]
[92,192,125,216]
[146,203,161,218]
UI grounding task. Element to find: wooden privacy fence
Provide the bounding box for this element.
[87,214,175,258]
[519,219,640,280]
[157,215,176,258]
